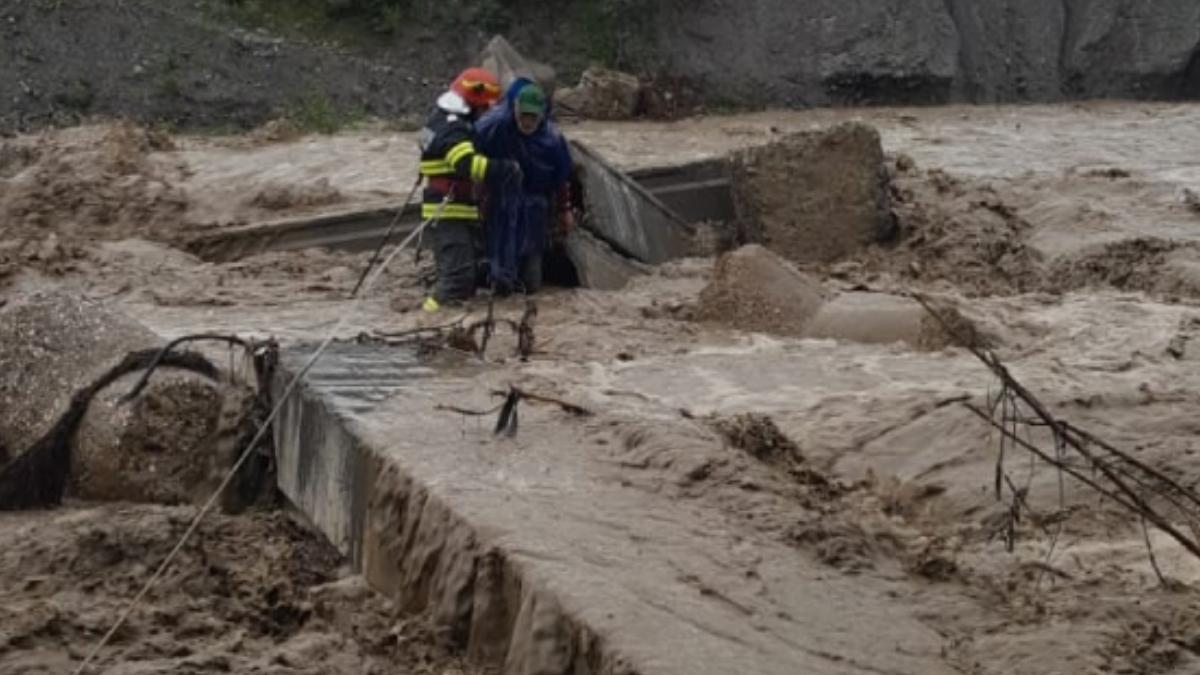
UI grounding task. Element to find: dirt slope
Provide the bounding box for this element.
[0,0,448,134]
[5,1,1200,136]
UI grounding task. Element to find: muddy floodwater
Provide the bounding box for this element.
[3,102,1200,674]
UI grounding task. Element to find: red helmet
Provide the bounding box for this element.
[451,67,502,110]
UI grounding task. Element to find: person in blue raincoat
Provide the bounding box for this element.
[474,77,575,294]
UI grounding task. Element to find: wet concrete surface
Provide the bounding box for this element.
[271,339,956,675]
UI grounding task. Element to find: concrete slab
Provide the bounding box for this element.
[563,228,649,291]
[274,341,957,675]
[571,140,695,265]
[187,201,417,262]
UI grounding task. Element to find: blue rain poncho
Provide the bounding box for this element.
[474,78,573,291]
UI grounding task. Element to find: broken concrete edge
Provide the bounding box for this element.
[564,228,650,291]
[626,159,730,187]
[185,199,418,261]
[184,143,704,268]
[479,34,558,97]
[272,369,640,674]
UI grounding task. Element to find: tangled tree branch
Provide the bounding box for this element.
[915,293,1200,575]
[120,333,257,403]
[357,299,538,361]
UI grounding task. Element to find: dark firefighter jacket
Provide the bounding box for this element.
[418,91,506,221]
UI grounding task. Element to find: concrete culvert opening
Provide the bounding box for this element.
[560,141,738,290]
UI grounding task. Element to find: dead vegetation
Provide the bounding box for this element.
[919,294,1200,582]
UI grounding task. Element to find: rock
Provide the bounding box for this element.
[477,35,556,95]
[697,244,828,337]
[555,67,643,120]
[654,0,958,107]
[0,292,160,455]
[731,122,895,264]
[72,368,230,504]
[652,0,1200,106]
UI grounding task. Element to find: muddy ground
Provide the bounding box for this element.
[0,504,483,675]
[3,102,1200,673]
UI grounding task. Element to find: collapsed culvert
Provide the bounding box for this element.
[0,293,273,510]
[697,244,980,350]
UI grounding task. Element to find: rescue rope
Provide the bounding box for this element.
[72,199,448,675]
[350,174,424,298]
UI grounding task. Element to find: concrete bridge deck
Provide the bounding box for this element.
[272,340,955,675]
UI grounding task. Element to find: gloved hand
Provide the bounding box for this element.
[555,209,575,241]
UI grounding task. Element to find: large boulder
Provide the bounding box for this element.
[731,122,895,265]
[555,67,643,120]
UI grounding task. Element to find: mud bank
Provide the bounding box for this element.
[0,504,479,675]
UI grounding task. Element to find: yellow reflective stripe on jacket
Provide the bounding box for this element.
[419,159,453,176]
[422,202,479,220]
[445,140,475,167]
[469,155,488,182]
